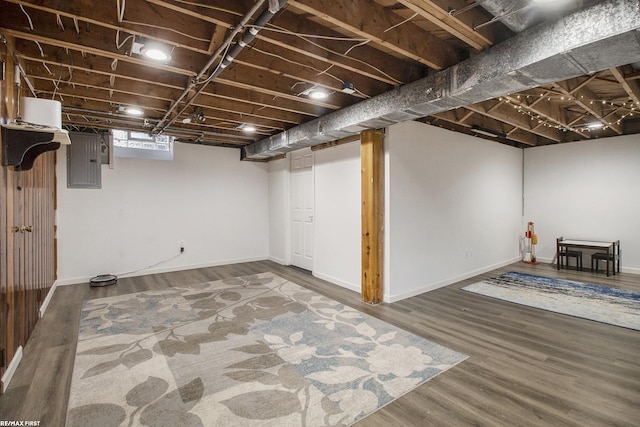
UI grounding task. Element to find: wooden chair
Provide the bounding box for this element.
[591,240,620,275]
[557,237,583,271]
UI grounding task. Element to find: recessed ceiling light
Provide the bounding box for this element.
[308,89,328,100]
[141,42,172,61]
[125,106,144,116]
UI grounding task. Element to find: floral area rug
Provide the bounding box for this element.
[66,273,467,426]
[462,271,640,331]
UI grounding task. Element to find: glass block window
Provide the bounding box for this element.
[112,129,174,160]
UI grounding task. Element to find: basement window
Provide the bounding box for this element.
[112,129,174,160]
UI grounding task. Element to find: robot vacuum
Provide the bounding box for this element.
[90,274,117,287]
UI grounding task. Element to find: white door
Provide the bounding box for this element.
[290,149,314,271]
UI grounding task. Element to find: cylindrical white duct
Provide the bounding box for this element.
[21,97,62,129]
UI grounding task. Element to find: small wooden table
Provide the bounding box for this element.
[557,239,617,276]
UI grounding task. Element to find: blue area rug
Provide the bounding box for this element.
[462,272,640,331]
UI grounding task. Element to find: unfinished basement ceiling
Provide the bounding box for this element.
[1,0,639,158]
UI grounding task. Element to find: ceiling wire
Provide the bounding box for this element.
[115,30,135,50]
[34,40,45,57]
[121,19,212,44]
[344,39,370,56]
[449,0,490,17]
[248,44,349,89]
[56,14,65,31]
[19,4,34,31]
[260,23,402,85]
[475,1,534,30]
[384,12,419,33]
[245,25,369,42]
[116,0,126,23]
[197,38,232,86]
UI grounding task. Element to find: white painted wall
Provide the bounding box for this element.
[524,135,640,274]
[313,142,361,292]
[385,121,523,301]
[56,142,269,285]
[268,155,290,265]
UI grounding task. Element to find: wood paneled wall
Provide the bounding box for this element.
[1,37,57,392]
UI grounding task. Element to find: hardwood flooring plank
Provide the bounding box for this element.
[0,261,638,426]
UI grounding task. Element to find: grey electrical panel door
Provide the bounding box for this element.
[67,132,102,188]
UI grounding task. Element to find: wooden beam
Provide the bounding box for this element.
[361,129,384,304]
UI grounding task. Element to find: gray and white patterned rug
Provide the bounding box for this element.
[462,271,640,331]
[66,273,467,426]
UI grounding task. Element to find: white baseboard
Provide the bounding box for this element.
[1,345,22,394]
[620,266,640,275]
[268,256,287,265]
[39,280,58,318]
[55,256,269,286]
[533,257,640,275]
[312,271,361,294]
[386,257,522,303]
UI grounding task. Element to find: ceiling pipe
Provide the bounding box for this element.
[242,0,640,160]
[151,0,287,135]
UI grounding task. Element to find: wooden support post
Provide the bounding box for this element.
[361,129,384,304]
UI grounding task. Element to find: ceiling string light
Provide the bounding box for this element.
[498,95,637,133]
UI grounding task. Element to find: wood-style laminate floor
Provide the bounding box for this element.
[1,261,639,426]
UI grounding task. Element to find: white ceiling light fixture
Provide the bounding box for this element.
[309,89,329,100]
[300,86,330,100]
[124,106,144,116]
[132,39,172,62]
[141,42,172,62]
[587,122,604,129]
[237,123,257,132]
